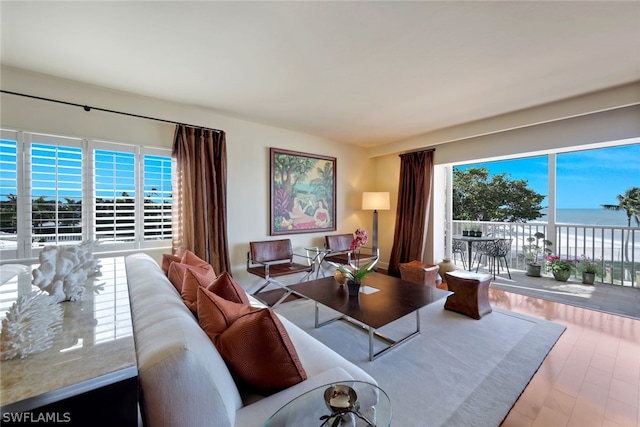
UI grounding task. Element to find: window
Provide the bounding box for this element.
[143,154,173,241]
[31,138,83,247]
[0,129,173,260]
[94,148,136,244]
[0,132,18,251]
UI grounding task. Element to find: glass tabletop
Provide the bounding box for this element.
[305,246,332,253]
[264,380,391,427]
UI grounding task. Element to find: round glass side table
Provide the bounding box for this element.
[264,380,391,427]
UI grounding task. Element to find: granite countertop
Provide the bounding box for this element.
[0,257,137,411]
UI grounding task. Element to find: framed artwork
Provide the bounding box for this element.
[270,148,336,235]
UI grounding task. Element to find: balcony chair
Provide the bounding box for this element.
[452,238,468,270]
[470,240,490,271]
[475,238,512,279]
[247,239,313,307]
[323,233,379,271]
[399,260,442,288]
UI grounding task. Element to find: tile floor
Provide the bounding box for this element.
[488,268,640,319]
[492,288,640,427]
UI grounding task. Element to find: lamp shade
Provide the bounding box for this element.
[362,192,390,211]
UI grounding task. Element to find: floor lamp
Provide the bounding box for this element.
[362,192,390,253]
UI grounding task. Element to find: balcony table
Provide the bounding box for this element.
[452,235,498,271]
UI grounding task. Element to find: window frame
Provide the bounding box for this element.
[0,129,173,261]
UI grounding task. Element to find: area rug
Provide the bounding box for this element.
[275,298,565,427]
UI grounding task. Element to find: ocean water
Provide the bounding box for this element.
[537,209,634,227]
[524,209,640,263]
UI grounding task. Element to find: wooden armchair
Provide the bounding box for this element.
[247,239,313,307]
[323,233,379,270]
[399,260,441,288]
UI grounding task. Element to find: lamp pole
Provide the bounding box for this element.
[372,209,379,253]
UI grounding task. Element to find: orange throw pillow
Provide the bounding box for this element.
[207,307,308,395]
[182,270,248,314]
[167,262,216,293]
[181,250,211,269]
[161,254,182,276]
[197,287,255,336]
[207,272,250,305]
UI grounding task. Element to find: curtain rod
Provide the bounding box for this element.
[400,147,436,156]
[0,89,222,133]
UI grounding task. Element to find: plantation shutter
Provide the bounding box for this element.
[0,131,19,258]
[0,129,174,260]
[142,152,173,242]
[93,145,136,246]
[30,134,83,248]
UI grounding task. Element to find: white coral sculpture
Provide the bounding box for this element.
[31,241,102,303]
[1,291,63,360]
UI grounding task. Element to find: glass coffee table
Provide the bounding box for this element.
[264,381,391,426]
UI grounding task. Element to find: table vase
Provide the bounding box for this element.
[347,280,361,297]
[438,258,456,278]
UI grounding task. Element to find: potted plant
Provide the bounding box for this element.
[520,232,552,277]
[546,256,579,282]
[580,255,602,285]
[337,228,374,296]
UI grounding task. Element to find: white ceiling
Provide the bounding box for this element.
[1,1,639,147]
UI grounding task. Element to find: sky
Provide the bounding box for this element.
[455,143,640,210]
[0,141,172,202]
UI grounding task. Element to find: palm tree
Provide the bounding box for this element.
[601,187,640,262]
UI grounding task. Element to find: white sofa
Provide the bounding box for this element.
[125,253,377,427]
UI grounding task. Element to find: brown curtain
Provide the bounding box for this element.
[388,149,434,277]
[172,125,231,274]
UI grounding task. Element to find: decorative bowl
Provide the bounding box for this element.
[324,384,357,412]
[333,269,348,285]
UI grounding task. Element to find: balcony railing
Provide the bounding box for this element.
[451,221,640,288]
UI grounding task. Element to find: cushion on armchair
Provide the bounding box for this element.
[324,234,377,266]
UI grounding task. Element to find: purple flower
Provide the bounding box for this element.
[350,228,369,251]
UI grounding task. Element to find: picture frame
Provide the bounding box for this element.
[270,148,336,235]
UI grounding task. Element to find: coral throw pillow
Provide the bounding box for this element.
[181,250,211,270]
[197,287,255,336]
[167,262,216,293]
[197,289,307,395]
[182,270,249,314]
[207,272,250,305]
[161,254,182,276]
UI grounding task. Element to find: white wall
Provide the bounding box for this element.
[0,66,376,288]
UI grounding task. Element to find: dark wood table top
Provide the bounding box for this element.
[288,272,451,329]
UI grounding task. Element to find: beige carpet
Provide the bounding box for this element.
[276,298,565,427]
